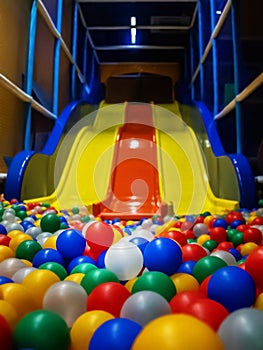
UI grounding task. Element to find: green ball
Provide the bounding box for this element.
[202,239,218,252]
[15,240,42,262]
[72,206,79,214]
[13,310,70,350]
[232,231,244,247]
[192,256,227,283]
[71,263,97,275]
[40,213,61,233]
[227,228,239,242]
[80,268,119,294]
[16,210,27,220]
[132,271,177,301]
[39,262,68,280]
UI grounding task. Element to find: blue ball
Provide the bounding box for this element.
[212,218,228,229]
[56,229,86,260]
[230,219,244,229]
[0,224,7,234]
[89,318,142,350]
[208,266,256,312]
[67,255,96,273]
[97,250,107,268]
[143,237,182,275]
[129,237,149,253]
[32,248,66,268]
[177,260,196,274]
[228,248,242,261]
[0,276,13,285]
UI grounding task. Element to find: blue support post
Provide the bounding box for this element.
[53,0,63,116]
[71,1,78,100]
[190,30,195,100]
[24,0,37,150]
[231,0,242,153]
[198,0,205,101]
[210,0,219,115]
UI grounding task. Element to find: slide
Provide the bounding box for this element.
[4,100,255,218]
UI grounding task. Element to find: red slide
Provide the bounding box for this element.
[93,103,162,220]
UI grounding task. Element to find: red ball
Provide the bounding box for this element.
[243,227,262,245]
[0,234,11,246]
[0,314,13,350]
[199,275,212,296]
[86,282,130,317]
[186,298,229,331]
[209,227,227,243]
[250,217,263,226]
[225,211,244,224]
[169,290,206,313]
[245,246,263,289]
[216,241,234,251]
[161,230,187,247]
[182,244,207,262]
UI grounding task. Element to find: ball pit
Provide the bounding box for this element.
[0,197,262,349]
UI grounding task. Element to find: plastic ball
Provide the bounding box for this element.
[0,299,18,329]
[65,273,85,284]
[184,298,229,331]
[0,246,14,262]
[240,242,258,256]
[212,218,228,229]
[192,256,227,283]
[87,282,130,317]
[71,262,97,275]
[84,221,115,259]
[193,223,209,237]
[67,255,96,273]
[105,241,143,281]
[160,229,187,246]
[9,233,33,251]
[210,250,237,266]
[245,246,263,289]
[12,267,36,283]
[0,276,13,285]
[38,262,68,280]
[129,236,149,253]
[32,248,65,268]
[70,311,114,350]
[209,227,227,243]
[132,271,177,301]
[132,314,224,349]
[80,268,119,294]
[169,290,206,313]
[143,237,182,275]
[22,269,60,308]
[170,272,199,293]
[15,240,42,262]
[218,308,263,350]
[177,260,196,274]
[182,243,207,262]
[40,213,61,233]
[97,250,107,268]
[56,229,86,260]
[0,223,7,234]
[42,235,58,249]
[0,314,13,350]
[43,281,87,327]
[89,318,142,350]
[120,290,171,326]
[13,310,70,350]
[0,283,37,320]
[208,266,256,312]
[0,233,11,246]
[243,227,262,245]
[0,258,27,278]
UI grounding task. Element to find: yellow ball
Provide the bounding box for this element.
[0,246,14,262]
[22,269,60,308]
[203,215,214,227]
[241,242,258,256]
[124,277,138,293]
[0,299,18,329]
[9,233,33,251]
[0,283,37,320]
[170,273,199,293]
[132,314,224,350]
[70,311,114,350]
[254,292,263,310]
[197,234,210,245]
[65,273,85,284]
[43,235,58,249]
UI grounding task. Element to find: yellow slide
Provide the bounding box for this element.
[153,103,239,215]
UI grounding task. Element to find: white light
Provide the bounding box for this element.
[130,139,139,149]
[131,16,136,26]
[131,27,136,44]
[216,10,222,15]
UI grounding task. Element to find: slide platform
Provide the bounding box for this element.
[4,100,256,218]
